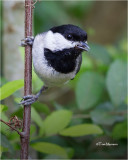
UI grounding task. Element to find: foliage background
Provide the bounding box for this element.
[0,1,127,159]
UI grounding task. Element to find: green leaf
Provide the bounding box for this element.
[0,146,3,158]
[0,113,9,136]
[44,110,72,136]
[89,43,111,65]
[14,97,22,104]
[1,133,14,153]
[106,60,127,106]
[59,124,103,137]
[31,107,44,128]
[30,124,36,135]
[32,102,50,115]
[0,146,9,159]
[76,72,104,110]
[66,147,74,159]
[32,68,43,93]
[8,131,19,142]
[0,111,8,120]
[90,102,124,125]
[0,80,24,100]
[112,121,127,139]
[30,125,36,141]
[11,107,23,119]
[31,142,68,158]
[0,105,8,112]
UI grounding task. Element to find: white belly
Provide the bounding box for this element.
[34,65,75,87]
[32,34,77,87]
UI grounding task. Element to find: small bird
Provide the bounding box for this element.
[20,24,90,105]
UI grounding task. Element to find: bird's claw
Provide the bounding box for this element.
[20,36,34,47]
[19,95,38,106]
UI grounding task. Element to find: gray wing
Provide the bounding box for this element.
[76,54,82,74]
[71,54,82,80]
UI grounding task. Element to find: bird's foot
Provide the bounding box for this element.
[20,36,34,47]
[19,95,38,106]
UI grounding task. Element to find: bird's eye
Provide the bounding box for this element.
[67,34,73,40]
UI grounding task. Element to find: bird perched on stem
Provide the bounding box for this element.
[20,24,90,105]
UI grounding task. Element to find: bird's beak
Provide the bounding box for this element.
[75,41,90,52]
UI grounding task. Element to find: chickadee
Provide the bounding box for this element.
[20,24,90,105]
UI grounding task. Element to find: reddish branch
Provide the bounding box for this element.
[20,0,33,159]
[0,0,33,159]
[0,118,22,135]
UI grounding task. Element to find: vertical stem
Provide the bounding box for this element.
[20,0,33,159]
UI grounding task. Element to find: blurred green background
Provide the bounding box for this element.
[1,1,127,159]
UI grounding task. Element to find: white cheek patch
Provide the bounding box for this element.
[44,31,75,51]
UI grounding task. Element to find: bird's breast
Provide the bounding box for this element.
[44,48,81,74]
[32,35,81,87]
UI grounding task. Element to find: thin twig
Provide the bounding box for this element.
[0,119,21,135]
[32,0,40,8]
[25,0,40,9]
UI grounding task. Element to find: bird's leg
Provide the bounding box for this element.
[19,86,48,106]
[20,36,34,47]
